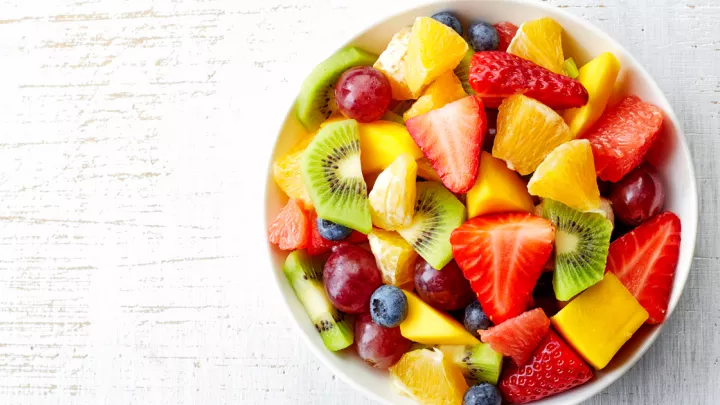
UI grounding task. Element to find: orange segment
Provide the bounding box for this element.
[368,229,417,290]
[416,157,442,182]
[374,27,417,100]
[507,17,565,74]
[403,71,467,120]
[369,154,417,230]
[273,133,315,209]
[390,349,469,405]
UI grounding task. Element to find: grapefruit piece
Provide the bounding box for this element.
[479,308,551,366]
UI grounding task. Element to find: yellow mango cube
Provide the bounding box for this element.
[563,52,621,137]
[403,71,467,121]
[551,273,649,370]
[358,121,423,174]
[467,152,535,218]
[400,291,480,345]
[367,229,417,290]
[374,28,417,100]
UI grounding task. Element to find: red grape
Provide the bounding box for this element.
[324,245,382,314]
[413,259,475,311]
[335,66,391,123]
[355,313,412,369]
[609,163,665,226]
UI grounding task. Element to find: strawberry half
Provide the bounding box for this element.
[469,51,589,109]
[479,308,551,366]
[450,212,555,324]
[499,331,593,404]
[307,210,368,255]
[606,212,681,324]
[406,96,486,193]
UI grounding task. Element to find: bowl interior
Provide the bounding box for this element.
[264,1,698,404]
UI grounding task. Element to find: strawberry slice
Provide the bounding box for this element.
[307,210,368,255]
[405,96,486,193]
[268,199,310,250]
[450,212,555,324]
[606,212,681,324]
[469,51,588,109]
[494,22,519,52]
[499,331,593,404]
[479,308,551,366]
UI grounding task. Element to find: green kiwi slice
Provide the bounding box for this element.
[397,182,466,269]
[296,47,378,131]
[454,47,476,95]
[540,199,613,301]
[301,119,371,234]
[438,344,503,385]
[283,250,354,352]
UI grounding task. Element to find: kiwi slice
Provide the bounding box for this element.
[438,344,503,385]
[540,199,613,301]
[397,182,466,269]
[283,250,354,351]
[301,119,372,234]
[454,47,475,95]
[296,47,378,131]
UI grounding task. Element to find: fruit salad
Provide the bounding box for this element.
[269,10,682,405]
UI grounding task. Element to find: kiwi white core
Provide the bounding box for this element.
[555,229,579,255]
[338,156,363,180]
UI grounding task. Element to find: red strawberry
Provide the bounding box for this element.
[479,308,551,366]
[583,96,664,182]
[450,213,555,323]
[307,210,368,255]
[606,212,681,324]
[406,96,486,193]
[500,331,593,404]
[494,22,518,52]
[469,51,589,109]
[268,200,310,250]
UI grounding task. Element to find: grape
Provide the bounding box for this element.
[335,66,391,123]
[355,313,412,369]
[323,244,382,314]
[414,259,475,311]
[609,163,665,226]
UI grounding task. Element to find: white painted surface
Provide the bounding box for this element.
[0,0,717,404]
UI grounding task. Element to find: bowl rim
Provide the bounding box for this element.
[262,0,699,403]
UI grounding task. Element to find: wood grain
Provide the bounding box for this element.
[0,0,717,404]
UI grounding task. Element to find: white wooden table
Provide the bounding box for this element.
[0,0,717,404]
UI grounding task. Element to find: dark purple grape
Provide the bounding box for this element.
[414,259,475,311]
[355,313,412,369]
[335,66,391,123]
[324,245,382,314]
[609,163,665,226]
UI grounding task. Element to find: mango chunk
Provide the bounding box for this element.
[466,152,535,218]
[400,291,480,345]
[551,273,648,370]
[358,121,424,174]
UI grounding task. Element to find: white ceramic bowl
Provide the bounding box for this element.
[264,0,698,404]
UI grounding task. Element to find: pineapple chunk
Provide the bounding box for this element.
[369,154,417,230]
[466,152,534,218]
[403,71,467,121]
[368,229,417,290]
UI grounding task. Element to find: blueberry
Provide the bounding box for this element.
[464,301,492,338]
[316,218,352,241]
[468,21,499,51]
[463,383,502,405]
[431,11,463,36]
[369,285,408,328]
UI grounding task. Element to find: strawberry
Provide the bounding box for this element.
[479,308,551,366]
[606,212,681,324]
[494,22,518,52]
[406,96,486,193]
[469,51,589,109]
[268,200,310,250]
[499,331,593,404]
[450,212,555,324]
[583,96,664,182]
[307,210,368,255]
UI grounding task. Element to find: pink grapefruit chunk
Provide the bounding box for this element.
[479,308,551,366]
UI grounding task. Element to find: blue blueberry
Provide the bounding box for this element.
[463,383,502,405]
[468,21,499,51]
[464,301,492,338]
[431,11,463,36]
[316,218,352,241]
[369,285,408,328]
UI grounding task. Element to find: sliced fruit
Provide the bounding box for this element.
[583,96,664,182]
[438,344,504,385]
[390,348,469,405]
[267,199,310,250]
[563,57,579,79]
[494,22,519,52]
[368,228,417,290]
[527,139,601,212]
[563,52,621,138]
[606,212,681,324]
[469,51,588,109]
[492,94,574,175]
[406,96,486,193]
[404,17,469,95]
[507,17,565,74]
[400,290,480,345]
[499,331,593,404]
[296,47,378,131]
[358,120,424,174]
[397,182,467,270]
[454,47,476,95]
[451,213,555,324]
[307,210,368,255]
[283,250,354,351]
[416,157,443,182]
[552,273,649,369]
[403,70,467,120]
[478,308,551,366]
[273,133,315,209]
[301,119,372,234]
[540,199,613,301]
[369,154,417,230]
[466,151,534,218]
[374,27,417,100]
